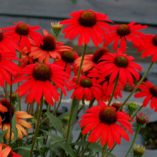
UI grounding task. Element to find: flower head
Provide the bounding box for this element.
[74,48,109,72]
[30,30,71,63]
[56,49,78,75]
[0,144,21,157]
[16,63,68,105]
[0,50,19,87]
[0,99,32,140]
[5,22,41,51]
[135,81,157,111]
[80,103,133,148]
[98,50,142,86]
[139,34,157,62]
[0,28,16,52]
[61,10,111,46]
[71,76,102,101]
[105,22,147,51]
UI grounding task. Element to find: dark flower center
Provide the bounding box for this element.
[152,35,157,46]
[112,102,122,111]
[40,35,56,51]
[0,29,4,41]
[114,56,129,67]
[79,11,97,27]
[80,78,92,88]
[117,24,131,37]
[32,64,52,81]
[61,50,75,63]
[99,107,117,124]
[92,48,108,63]
[0,99,14,124]
[150,86,157,97]
[15,23,29,36]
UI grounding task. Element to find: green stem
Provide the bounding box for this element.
[30,100,43,157]
[102,145,108,157]
[9,121,12,145]
[65,99,79,142]
[108,76,119,106]
[54,92,63,115]
[9,75,13,103]
[131,105,143,120]
[65,45,87,143]
[125,125,141,157]
[18,52,22,110]
[76,44,87,83]
[4,82,8,98]
[89,98,95,108]
[120,62,154,110]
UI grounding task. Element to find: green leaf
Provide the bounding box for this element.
[15,145,31,157]
[0,130,7,143]
[50,134,65,145]
[45,111,63,134]
[12,114,18,142]
[58,142,76,157]
[88,143,102,153]
[106,152,117,157]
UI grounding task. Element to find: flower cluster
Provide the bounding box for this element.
[0,9,155,156]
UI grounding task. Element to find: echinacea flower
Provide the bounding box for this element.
[139,34,157,62]
[16,63,68,105]
[80,103,133,148]
[0,144,21,157]
[0,49,19,87]
[105,22,147,51]
[0,99,32,140]
[55,49,78,75]
[74,48,109,72]
[71,76,102,101]
[98,50,142,86]
[30,30,71,63]
[5,22,41,51]
[61,10,111,46]
[0,28,16,52]
[134,81,157,111]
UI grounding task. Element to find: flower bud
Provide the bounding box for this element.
[136,113,148,126]
[51,22,62,37]
[127,102,139,115]
[133,144,145,157]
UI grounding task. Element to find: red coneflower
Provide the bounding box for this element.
[0,144,21,157]
[71,76,102,101]
[16,63,68,105]
[0,99,32,140]
[55,48,78,75]
[98,50,142,86]
[134,81,157,111]
[105,22,147,51]
[80,103,133,148]
[61,10,111,46]
[5,22,41,51]
[0,50,19,87]
[139,34,157,62]
[30,30,71,63]
[0,28,16,52]
[74,48,109,72]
